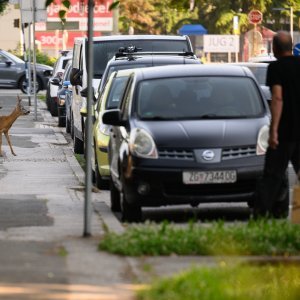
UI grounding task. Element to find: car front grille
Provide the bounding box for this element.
[222,146,256,160]
[158,149,194,160]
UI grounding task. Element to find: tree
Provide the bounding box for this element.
[0,0,9,14]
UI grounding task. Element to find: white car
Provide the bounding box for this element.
[46,51,72,116]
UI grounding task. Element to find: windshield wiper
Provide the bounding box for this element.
[199,114,242,119]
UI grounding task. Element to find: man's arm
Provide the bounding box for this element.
[269,84,283,149]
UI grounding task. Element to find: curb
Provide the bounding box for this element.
[38,98,125,234]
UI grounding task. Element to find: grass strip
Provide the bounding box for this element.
[99,219,300,256]
[137,264,300,300]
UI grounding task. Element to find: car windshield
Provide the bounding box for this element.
[100,63,148,93]
[3,51,24,64]
[246,66,267,85]
[93,40,189,78]
[137,77,264,120]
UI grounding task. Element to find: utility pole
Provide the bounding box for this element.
[83,0,94,237]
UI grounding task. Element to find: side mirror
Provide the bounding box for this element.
[70,68,83,86]
[50,77,60,86]
[102,109,125,126]
[63,80,70,87]
[5,60,13,67]
[43,70,52,77]
[80,87,97,102]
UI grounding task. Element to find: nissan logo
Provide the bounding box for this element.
[202,150,215,161]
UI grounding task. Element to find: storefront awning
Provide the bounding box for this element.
[179,24,207,35]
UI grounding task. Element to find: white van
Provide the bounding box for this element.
[70,35,194,154]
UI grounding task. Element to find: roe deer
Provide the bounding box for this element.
[0,95,30,156]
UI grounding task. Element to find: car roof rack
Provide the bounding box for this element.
[115,46,195,59]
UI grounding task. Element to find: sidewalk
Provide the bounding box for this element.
[0,92,136,299]
[1,92,298,299]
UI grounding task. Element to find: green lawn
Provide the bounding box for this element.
[137,264,300,300]
[99,219,300,256]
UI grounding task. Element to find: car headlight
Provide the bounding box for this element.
[129,128,158,159]
[98,123,110,136]
[256,125,269,155]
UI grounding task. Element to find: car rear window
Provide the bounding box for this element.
[137,77,264,120]
[93,40,190,78]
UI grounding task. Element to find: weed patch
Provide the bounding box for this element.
[137,264,300,300]
[99,219,300,256]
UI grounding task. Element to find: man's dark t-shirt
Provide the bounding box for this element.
[266,56,300,141]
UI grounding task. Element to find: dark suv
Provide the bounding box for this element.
[103,65,271,221]
[70,34,194,155]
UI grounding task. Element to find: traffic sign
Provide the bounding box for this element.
[293,43,300,56]
[248,10,263,24]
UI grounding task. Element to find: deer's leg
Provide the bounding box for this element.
[4,131,16,156]
[0,133,2,156]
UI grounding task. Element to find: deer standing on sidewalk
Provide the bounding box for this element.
[0,95,30,156]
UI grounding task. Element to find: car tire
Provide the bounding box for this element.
[19,76,42,94]
[110,178,121,212]
[58,107,66,127]
[94,146,109,190]
[70,113,74,140]
[50,99,58,117]
[46,88,51,111]
[74,135,84,154]
[120,191,142,222]
[66,115,71,133]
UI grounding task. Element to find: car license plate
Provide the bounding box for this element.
[183,170,237,184]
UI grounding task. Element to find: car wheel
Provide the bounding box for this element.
[74,135,84,154]
[70,113,74,139]
[58,107,66,127]
[94,146,109,190]
[66,115,71,133]
[110,178,121,212]
[50,99,58,117]
[46,88,51,110]
[120,191,142,222]
[19,76,42,94]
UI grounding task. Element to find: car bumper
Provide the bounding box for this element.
[95,133,110,177]
[122,156,264,206]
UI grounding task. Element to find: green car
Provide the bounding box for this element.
[92,51,201,189]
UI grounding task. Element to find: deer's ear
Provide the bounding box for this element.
[17,95,21,103]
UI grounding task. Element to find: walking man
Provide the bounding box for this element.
[254,31,300,218]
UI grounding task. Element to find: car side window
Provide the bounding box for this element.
[0,54,6,63]
[120,77,134,120]
[105,76,129,110]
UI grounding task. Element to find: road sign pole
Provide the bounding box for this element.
[83,0,94,237]
[32,0,37,121]
[28,23,32,106]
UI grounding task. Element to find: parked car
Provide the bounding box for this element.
[46,50,72,116]
[92,49,201,190]
[0,49,52,93]
[102,65,271,221]
[70,34,195,155]
[228,62,271,101]
[52,60,73,127]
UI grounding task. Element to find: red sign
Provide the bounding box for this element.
[248,10,263,24]
[35,31,101,50]
[47,0,113,19]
